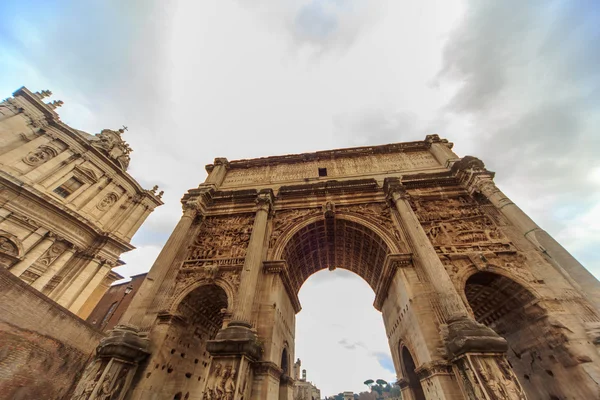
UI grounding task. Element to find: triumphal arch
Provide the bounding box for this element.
[74,135,600,400]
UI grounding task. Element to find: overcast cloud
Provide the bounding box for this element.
[1,0,599,396]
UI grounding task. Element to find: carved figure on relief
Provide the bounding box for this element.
[189,216,253,260]
[270,209,320,248]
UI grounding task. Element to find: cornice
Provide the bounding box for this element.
[222,140,433,170]
[0,173,135,252]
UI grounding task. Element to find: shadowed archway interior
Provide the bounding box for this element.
[282,218,390,293]
[465,271,535,334]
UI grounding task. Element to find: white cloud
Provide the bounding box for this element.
[2,0,599,395]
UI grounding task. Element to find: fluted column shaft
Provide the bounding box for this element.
[69,261,112,314]
[387,183,469,321]
[122,205,198,327]
[32,245,77,291]
[10,233,55,277]
[230,192,272,327]
[57,256,102,308]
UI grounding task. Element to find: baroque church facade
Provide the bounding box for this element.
[0,87,162,318]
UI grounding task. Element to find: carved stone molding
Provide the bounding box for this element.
[263,260,301,313]
[374,253,413,311]
[253,361,283,379]
[22,145,58,166]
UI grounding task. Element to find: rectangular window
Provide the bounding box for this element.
[53,177,83,198]
[318,167,327,177]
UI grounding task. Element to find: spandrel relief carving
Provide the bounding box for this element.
[270,208,320,248]
[187,215,254,261]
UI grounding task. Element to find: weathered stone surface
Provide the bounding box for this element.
[70,136,600,399]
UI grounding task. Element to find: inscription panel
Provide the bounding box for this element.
[221,151,439,187]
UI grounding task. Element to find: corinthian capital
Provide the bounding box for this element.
[256,189,274,212]
[383,177,409,201]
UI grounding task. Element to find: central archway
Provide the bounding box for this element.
[281,217,391,292]
[276,215,398,396]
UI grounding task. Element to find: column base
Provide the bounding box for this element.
[207,324,263,361]
[70,325,150,400]
[445,316,507,358]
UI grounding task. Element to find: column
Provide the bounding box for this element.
[31,244,77,291]
[24,148,71,182]
[56,255,102,308]
[122,204,199,327]
[385,179,468,321]
[70,175,108,208]
[383,178,507,355]
[204,157,229,188]
[20,227,48,253]
[471,174,600,311]
[9,232,55,277]
[98,192,128,226]
[69,261,113,315]
[229,190,272,327]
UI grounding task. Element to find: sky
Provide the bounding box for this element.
[1,0,599,396]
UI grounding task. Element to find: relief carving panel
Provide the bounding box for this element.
[413,196,515,254]
[187,215,254,261]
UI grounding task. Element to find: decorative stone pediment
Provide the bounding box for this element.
[90,128,132,171]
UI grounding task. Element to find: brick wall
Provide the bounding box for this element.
[86,273,147,331]
[0,267,104,399]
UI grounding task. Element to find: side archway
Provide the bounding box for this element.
[399,345,426,400]
[464,271,566,399]
[141,284,229,399]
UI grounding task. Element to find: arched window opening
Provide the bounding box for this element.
[281,347,289,376]
[400,346,425,400]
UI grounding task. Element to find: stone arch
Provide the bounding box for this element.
[455,264,539,314]
[271,212,404,262]
[399,344,426,400]
[281,346,289,375]
[146,284,229,398]
[463,270,570,399]
[168,278,235,315]
[274,215,394,293]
